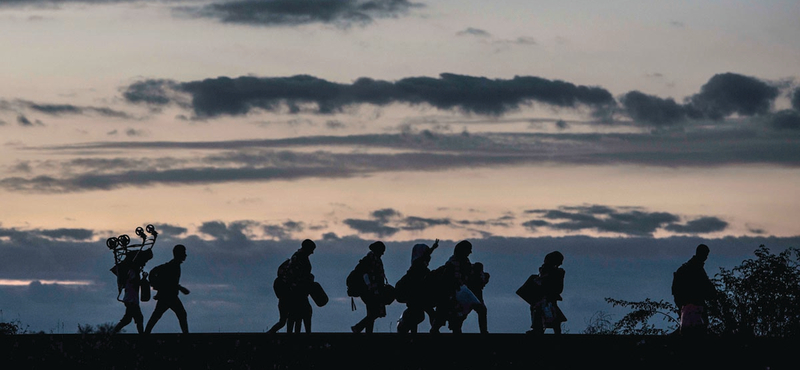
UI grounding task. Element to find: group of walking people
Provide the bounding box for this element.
[268,238,567,334]
[112,238,716,336]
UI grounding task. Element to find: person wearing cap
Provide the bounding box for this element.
[396,239,439,333]
[351,241,389,333]
[144,244,190,334]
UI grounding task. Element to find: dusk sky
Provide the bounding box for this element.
[1,0,799,334]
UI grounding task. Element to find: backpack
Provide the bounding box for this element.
[516,274,544,305]
[273,259,291,299]
[346,266,367,298]
[148,263,167,291]
[394,273,412,304]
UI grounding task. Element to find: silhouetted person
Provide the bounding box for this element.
[351,241,389,333]
[396,240,438,333]
[672,244,716,335]
[467,261,490,332]
[528,251,567,335]
[113,249,153,334]
[431,240,487,334]
[268,239,316,334]
[144,244,190,334]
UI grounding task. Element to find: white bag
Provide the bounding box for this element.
[454,285,480,317]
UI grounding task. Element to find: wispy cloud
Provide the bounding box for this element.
[5,123,800,193]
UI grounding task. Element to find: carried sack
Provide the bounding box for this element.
[148,263,167,291]
[310,282,329,307]
[140,274,151,302]
[516,274,544,305]
[346,268,367,298]
[273,259,291,299]
[380,284,396,306]
[454,285,480,317]
[394,273,411,304]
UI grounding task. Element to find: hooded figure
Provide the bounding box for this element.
[397,240,439,333]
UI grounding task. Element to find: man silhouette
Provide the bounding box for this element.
[351,241,389,334]
[144,244,190,334]
[268,239,316,333]
[672,244,716,335]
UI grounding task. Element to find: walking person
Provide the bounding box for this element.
[351,241,390,333]
[430,240,487,334]
[144,244,190,334]
[268,239,316,334]
[396,240,438,333]
[112,249,153,333]
[672,244,716,335]
[527,251,567,334]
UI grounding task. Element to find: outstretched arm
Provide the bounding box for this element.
[179,285,190,295]
[427,239,440,256]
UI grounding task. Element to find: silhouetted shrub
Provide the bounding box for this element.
[710,245,800,337]
[597,245,800,337]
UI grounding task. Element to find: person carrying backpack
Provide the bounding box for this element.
[268,239,316,334]
[396,240,438,333]
[430,240,487,334]
[351,241,390,334]
[144,244,190,334]
[528,251,567,335]
[672,244,716,335]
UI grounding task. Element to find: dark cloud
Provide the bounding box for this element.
[769,110,800,130]
[17,114,38,127]
[155,223,188,236]
[184,0,421,27]
[621,73,782,125]
[620,91,688,126]
[263,220,306,240]
[371,208,401,223]
[687,73,780,120]
[198,220,258,245]
[521,219,549,232]
[122,79,181,106]
[399,216,450,231]
[122,73,615,117]
[342,218,400,237]
[792,87,800,111]
[457,27,491,37]
[344,209,452,237]
[37,228,94,241]
[664,216,728,234]
[525,205,728,237]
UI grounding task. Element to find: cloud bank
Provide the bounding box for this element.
[183,0,422,27]
[523,205,728,237]
[620,73,785,126]
[122,73,615,117]
[119,72,800,128]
